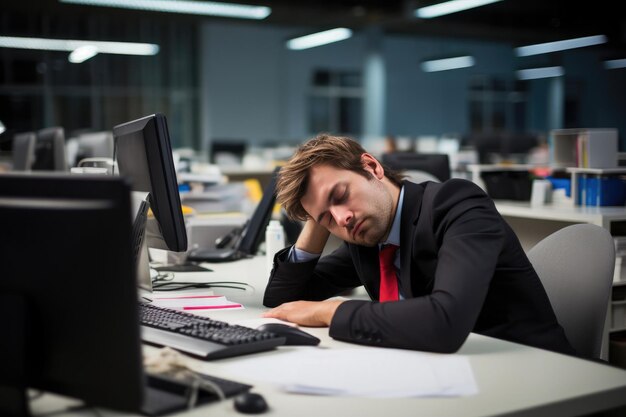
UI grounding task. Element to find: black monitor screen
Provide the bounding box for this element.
[113,113,187,252]
[238,166,280,256]
[0,174,144,415]
[74,131,114,166]
[32,127,67,171]
[12,131,36,171]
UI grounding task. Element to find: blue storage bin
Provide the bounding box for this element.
[577,176,626,206]
[547,177,571,197]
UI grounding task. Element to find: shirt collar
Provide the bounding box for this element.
[381,185,404,247]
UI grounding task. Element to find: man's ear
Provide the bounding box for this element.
[361,153,385,179]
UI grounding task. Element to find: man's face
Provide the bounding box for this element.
[300,158,397,246]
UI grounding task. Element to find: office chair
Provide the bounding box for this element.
[381,152,451,182]
[527,224,615,359]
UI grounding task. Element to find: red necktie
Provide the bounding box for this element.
[379,244,399,302]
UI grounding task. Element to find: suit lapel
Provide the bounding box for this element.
[398,181,424,299]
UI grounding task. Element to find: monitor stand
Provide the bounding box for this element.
[132,198,153,293]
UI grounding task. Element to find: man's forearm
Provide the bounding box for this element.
[295,219,330,254]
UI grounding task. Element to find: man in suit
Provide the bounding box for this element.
[263,135,574,355]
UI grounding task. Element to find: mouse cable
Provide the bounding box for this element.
[151,281,253,292]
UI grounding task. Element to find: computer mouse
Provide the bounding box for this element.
[233,392,268,414]
[256,323,321,346]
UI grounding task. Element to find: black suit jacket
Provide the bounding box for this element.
[263,179,574,355]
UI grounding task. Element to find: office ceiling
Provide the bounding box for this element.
[2,0,625,53]
[259,0,625,50]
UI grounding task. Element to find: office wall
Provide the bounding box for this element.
[200,21,626,149]
[201,22,367,146]
[384,36,516,137]
[201,23,288,145]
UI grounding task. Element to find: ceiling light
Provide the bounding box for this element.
[0,120,5,135]
[516,66,564,80]
[0,36,159,56]
[415,0,503,19]
[69,45,99,63]
[604,58,626,70]
[421,56,475,72]
[515,35,607,57]
[60,0,271,20]
[286,28,352,50]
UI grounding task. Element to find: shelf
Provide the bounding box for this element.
[566,167,626,174]
[494,201,626,225]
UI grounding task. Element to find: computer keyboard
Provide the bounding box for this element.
[139,302,286,360]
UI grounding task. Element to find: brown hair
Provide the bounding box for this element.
[277,134,404,221]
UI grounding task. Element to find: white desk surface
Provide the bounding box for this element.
[33,257,626,417]
[495,200,626,225]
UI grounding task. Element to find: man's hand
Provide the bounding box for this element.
[262,300,344,327]
[294,219,331,255]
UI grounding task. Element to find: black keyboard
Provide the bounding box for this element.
[139,303,286,360]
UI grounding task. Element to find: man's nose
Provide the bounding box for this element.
[330,206,352,227]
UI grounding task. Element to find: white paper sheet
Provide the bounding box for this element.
[224,347,478,398]
[151,294,243,311]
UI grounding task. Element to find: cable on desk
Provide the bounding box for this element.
[152,278,253,292]
[144,347,226,407]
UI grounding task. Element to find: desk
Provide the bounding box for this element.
[32,257,626,417]
[494,200,626,251]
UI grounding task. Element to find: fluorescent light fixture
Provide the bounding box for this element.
[0,36,159,56]
[515,35,607,57]
[415,0,503,19]
[0,120,5,135]
[604,58,626,70]
[69,45,99,63]
[421,55,475,72]
[516,66,564,80]
[286,28,352,50]
[60,0,271,20]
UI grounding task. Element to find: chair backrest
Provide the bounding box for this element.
[403,170,442,184]
[381,152,451,182]
[527,224,615,359]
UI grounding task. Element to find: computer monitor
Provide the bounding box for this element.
[381,152,451,182]
[464,132,539,163]
[74,131,115,166]
[0,174,144,416]
[210,140,247,166]
[113,114,188,291]
[113,113,187,253]
[32,127,67,171]
[187,166,280,263]
[238,166,280,255]
[11,131,36,171]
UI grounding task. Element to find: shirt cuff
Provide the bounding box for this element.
[287,246,321,263]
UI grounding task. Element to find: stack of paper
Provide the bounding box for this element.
[225,347,478,398]
[151,295,243,311]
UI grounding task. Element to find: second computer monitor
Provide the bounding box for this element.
[113,113,188,253]
[32,127,67,171]
[238,166,280,256]
[11,131,36,171]
[75,131,115,165]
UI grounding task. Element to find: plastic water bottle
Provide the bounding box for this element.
[265,220,285,276]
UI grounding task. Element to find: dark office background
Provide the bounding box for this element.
[1,0,625,155]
